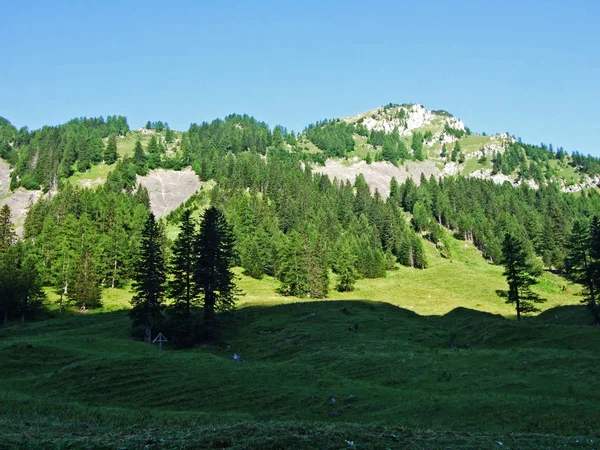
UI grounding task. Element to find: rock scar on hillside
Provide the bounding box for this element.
[137,168,201,218]
[0,159,43,236]
[314,159,441,198]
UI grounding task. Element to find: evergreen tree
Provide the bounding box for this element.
[279,230,310,296]
[167,209,198,313]
[0,205,16,254]
[132,140,148,175]
[498,233,545,321]
[334,239,358,292]
[194,207,238,332]
[68,245,102,309]
[103,134,118,164]
[130,213,167,342]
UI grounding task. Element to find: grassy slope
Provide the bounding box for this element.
[3,234,596,449]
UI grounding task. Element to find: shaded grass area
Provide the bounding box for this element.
[1,299,598,449]
[3,232,594,448]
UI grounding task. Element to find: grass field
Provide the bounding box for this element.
[3,231,597,449]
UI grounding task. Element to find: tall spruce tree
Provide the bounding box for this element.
[168,209,198,313]
[132,140,148,175]
[194,207,238,332]
[0,205,16,254]
[130,213,167,342]
[498,233,545,321]
[103,134,118,164]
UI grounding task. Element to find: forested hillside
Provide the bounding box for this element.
[1,104,600,324]
[2,105,600,449]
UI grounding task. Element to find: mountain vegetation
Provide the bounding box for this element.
[1,104,600,447]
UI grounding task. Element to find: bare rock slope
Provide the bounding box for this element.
[137,168,201,218]
[0,159,43,235]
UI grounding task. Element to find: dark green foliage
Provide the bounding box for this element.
[0,242,46,324]
[498,233,545,320]
[132,140,148,175]
[103,134,118,164]
[0,205,16,254]
[130,213,167,342]
[68,246,102,309]
[444,123,466,139]
[333,239,358,292]
[304,120,355,157]
[9,116,128,190]
[167,210,198,313]
[24,184,148,305]
[194,207,238,328]
[565,218,600,324]
[411,132,425,161]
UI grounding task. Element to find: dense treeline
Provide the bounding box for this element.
[304,119,355,157]
[395,175,600,270]
[0,205,46,323]
[0,115,128,191]
[174,124,427,297]
[23,183,151,310]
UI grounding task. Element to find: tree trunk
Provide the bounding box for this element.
[111,259,117,289]
[145,326,152,344]
[3,310,7,326]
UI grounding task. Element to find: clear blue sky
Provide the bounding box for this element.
[1,0,599,154]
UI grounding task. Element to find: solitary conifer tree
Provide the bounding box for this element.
[103,134,118,165]
[498,233,545,321]
[130,213,166,342]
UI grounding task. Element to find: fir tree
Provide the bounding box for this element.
[497,233,545,321]
[130,213,167,342]
[194,207,238,332]
[0,205,16,254]
[334,239,358,292]
[132,140,148,175]
[68,245,102,309]
[167,209,198,313]
[103,134,118,164]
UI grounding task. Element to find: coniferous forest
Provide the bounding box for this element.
[2,109,600,330]
[2,107,600,449]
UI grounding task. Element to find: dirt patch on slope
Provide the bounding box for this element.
[314,159,441,198]
[137,168,201,218]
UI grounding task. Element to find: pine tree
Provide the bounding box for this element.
[68,245,102,309]
[194,207,238,332]
[498,233,545,321]
[168,209,198,313]
[334,239,358,292]
[103,134,118,165]
[132,140,148,175]
[0,205,16,254]
[279,230,310,296]
[130,213,167,342]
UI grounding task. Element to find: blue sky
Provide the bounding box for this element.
[1,0,599,154]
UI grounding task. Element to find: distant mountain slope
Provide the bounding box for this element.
[302,103,600,194]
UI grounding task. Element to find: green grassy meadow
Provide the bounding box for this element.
[2,232,598,449]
